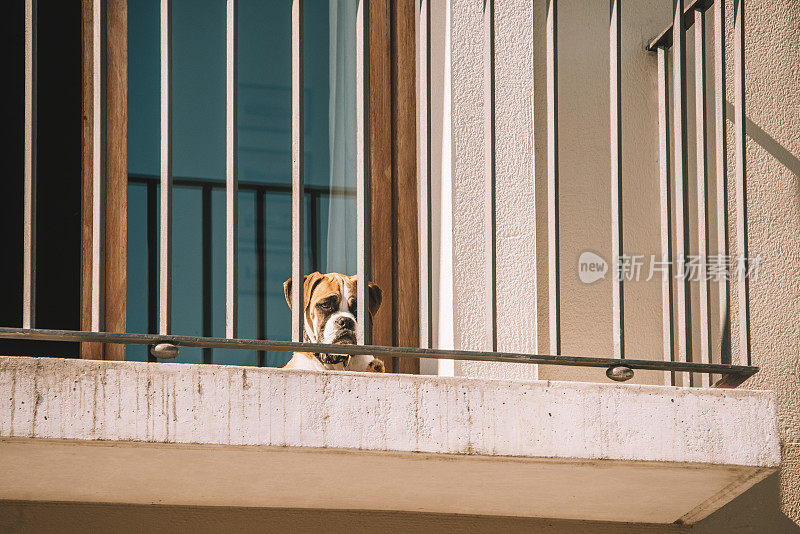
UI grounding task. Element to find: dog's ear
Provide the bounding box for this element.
[368,282,383,317]
[284,272,324,310]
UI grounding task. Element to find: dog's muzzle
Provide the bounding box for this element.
[333,330,356,344]
[317,329,356,366]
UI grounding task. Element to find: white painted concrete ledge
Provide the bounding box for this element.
[0,356,781,524]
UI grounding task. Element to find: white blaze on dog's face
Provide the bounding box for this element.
[283,272,382,346]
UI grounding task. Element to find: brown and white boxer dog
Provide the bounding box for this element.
[282,272,385,372]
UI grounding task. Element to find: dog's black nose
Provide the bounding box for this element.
[335,316,355,330]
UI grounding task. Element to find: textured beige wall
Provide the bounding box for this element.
[706,0,800,529]
[442,0,540,381]
[439,0,800,529]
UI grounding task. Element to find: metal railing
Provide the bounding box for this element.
[10,0,756,388]
[647,0,750,386]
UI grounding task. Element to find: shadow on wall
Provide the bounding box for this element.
[694,472,800,532]
[726,101,800,183]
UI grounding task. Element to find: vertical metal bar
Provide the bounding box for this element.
[657,46,674,387]
[255,191,266,367]
[309,192,319,272]
[733,0,750,366]
[291,0,305,343]
[610,0,623,359]
[546,0,560,355]
[484,0,497,352]
[714,0,730,367]
[159,0,173,335]
[672,0,692,386]
[356,0,372,346]
[694,8,711,386]
[202,186,213,364]
[417,0,433,350]
[91,0,105,334]
[226,0,239,339]
[146,180,158,362]
[23,0,37,330]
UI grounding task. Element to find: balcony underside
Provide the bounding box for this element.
[0,356,780,524]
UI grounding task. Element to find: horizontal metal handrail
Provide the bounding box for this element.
[647,0,713,51]
[128,173,356,197]
[0,327,758,388]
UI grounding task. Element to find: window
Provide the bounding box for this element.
[126,0,360,366]
[3,0,422,374]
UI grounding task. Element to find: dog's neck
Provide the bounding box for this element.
[302,330,350,366]
[292,351,348,369]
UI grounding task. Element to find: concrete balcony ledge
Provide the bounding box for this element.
[0,356,780,524]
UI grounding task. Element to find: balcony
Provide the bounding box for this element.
[0,355,779,525]
[3,0,794,528]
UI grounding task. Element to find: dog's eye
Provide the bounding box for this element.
[317,301,334,311]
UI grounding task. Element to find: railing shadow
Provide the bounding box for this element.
[726,101,800,181]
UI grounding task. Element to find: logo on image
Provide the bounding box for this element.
[578,251,608,284]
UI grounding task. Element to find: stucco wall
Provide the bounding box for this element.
[436,0,800,528]
[705,0,800,529]
[438,0,539,381]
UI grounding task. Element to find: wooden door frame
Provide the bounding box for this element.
[80,0,127,360]
[370,0,420,374]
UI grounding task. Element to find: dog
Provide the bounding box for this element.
[281,272,385,372]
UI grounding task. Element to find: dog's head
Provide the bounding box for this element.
[283,272,382,346]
